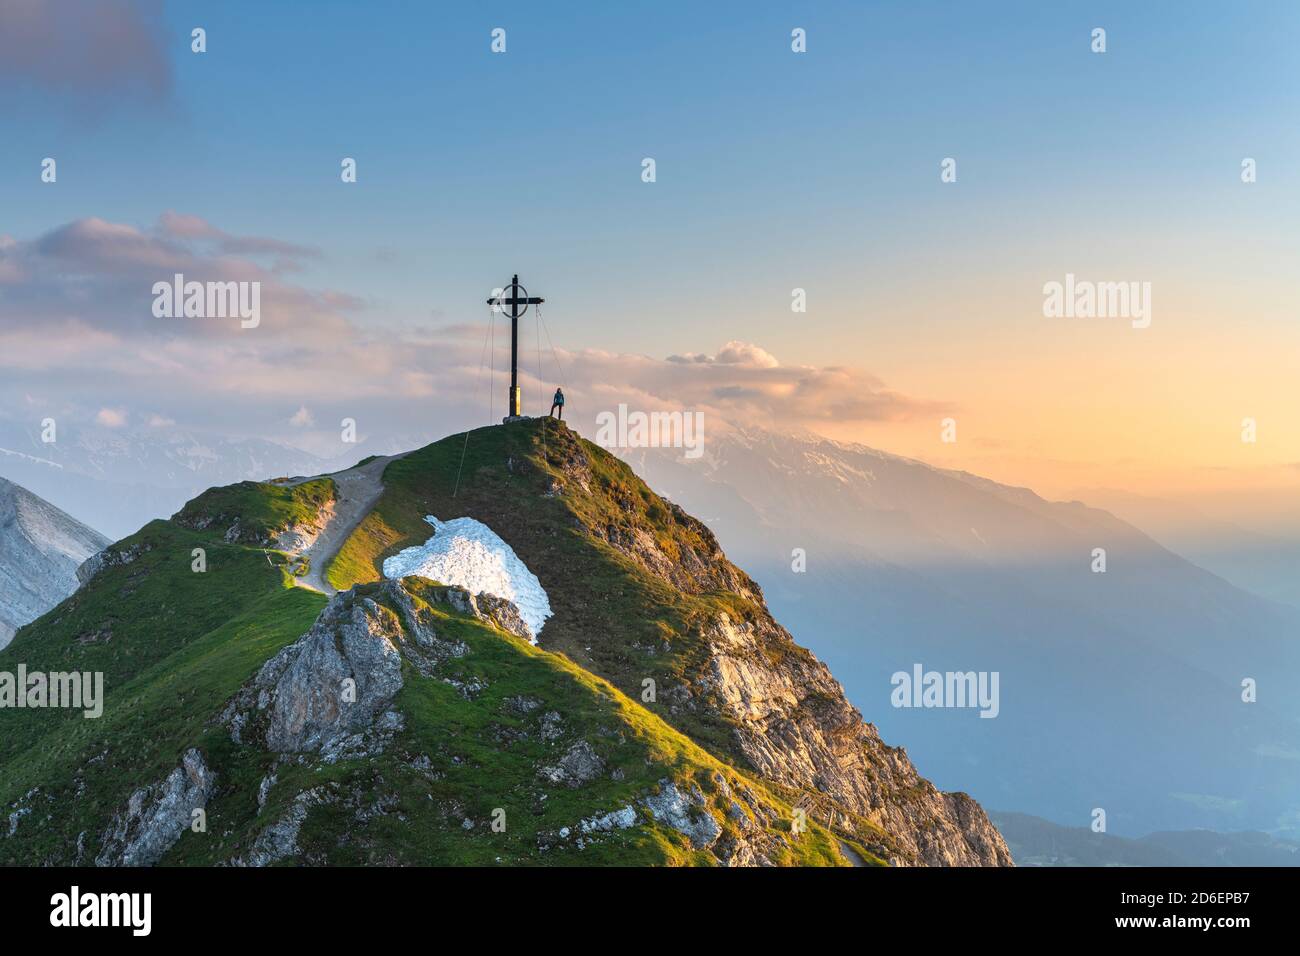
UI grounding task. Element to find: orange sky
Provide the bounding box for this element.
[799,281,1300,526]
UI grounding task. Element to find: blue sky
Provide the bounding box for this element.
[1,1,1298,506]
[4,1,1295,357]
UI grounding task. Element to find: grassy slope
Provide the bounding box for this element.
[329,420,761,755]
[175,478,336,543]
[326,419,898,858]
[168,578,851,866]
[1,460,868,866]
[0,516,326,864]
[329,420,843,764]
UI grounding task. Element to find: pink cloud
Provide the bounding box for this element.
[0,0,171,103]
[0,214,947,451]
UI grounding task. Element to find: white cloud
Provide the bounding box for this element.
[563,341,946,427]
[289,406,315,427]
[95,407,127,428]
[668,340,780,368]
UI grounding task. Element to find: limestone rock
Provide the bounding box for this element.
[95,748,214,867]
[696,612,1012,866]
[227,590,405,759]
[642,779,721,850]
[538,740,605,788]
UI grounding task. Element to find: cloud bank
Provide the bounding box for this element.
[0,214,943,455]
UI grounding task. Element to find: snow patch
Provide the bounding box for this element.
[381,516,552,640]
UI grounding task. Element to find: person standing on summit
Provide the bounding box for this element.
[549,387,565,420]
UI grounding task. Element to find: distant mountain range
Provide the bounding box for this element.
[0,421,409,540]
[992,811,1300,866]
[620,426,1300,840]
[0,420,1010,866]
[1072,488,1300,609]
[0,477,108,649]
[7,415,1298,845]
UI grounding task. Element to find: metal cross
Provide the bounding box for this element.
[487,274,544,419]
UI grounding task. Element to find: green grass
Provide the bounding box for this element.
[0,421,878,866]
[326,419,828,765]
[163,578,848,866]
[0,519,326,865]
[174,477,335,544]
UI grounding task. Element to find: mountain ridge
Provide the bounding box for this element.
[0,418,1008,866]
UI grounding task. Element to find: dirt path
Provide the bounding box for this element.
[278,454,406,596]
[837,839,869,867]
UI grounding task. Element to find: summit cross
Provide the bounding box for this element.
[487,274,544,420]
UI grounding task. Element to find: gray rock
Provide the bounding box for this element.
[539,710,564,741]
[503,695,542,716]
[538,740,605,788]
[727,800,750,829]
[580,805,637,833]
[473,592,533,641]
[641,779,721,850]
[232,787,330,867]
[7,807,31,837]
[95,748,214,867]
[699,611,1013,866]
[256,772,277,812]
[410,583,534,642]
[382,580,468,658]
[258,593,405,755]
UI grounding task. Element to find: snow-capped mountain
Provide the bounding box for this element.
[0,477,109,649]
[619,426,1300,839]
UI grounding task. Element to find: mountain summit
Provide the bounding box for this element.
[0,419,1008,866]
[0,477,108,650]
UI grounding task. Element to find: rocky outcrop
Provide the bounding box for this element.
[215,579,553,860]
[694,611,1011,866]
[404,582,533,642]
[223,580,534,760]
[75,541,152,587]
[223,589,405,760]
[273,504,333,556]
[551,776,788,866]
[538,740,605,788]
[229,787,333,867]
[95,749,214,867]
[642,779,722,850]
[173,480,336,549]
